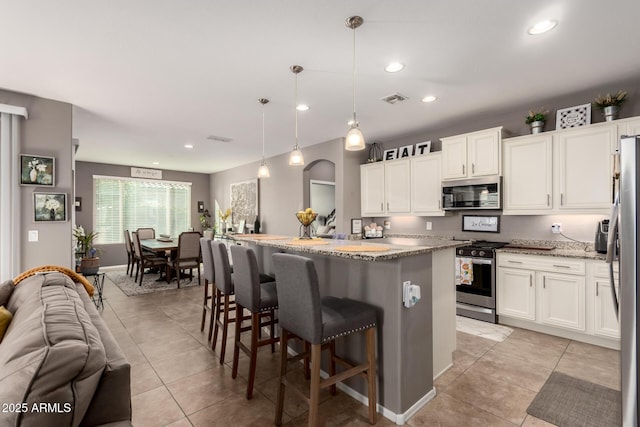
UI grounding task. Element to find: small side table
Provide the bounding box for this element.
[84,272,106,309]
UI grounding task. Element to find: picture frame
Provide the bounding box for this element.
[230,178,259,227]
[556,103,591,130]
[20,154,55,186]
[197,201,205,213]
[351,218,363,234]
[461,215,500,233]
[34,192,67,222]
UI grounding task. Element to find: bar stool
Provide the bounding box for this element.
[272,253,378,426]
[229,245,279,400]
[210,240,238,364]
[199,237,215,340]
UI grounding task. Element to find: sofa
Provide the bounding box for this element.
[0,267,132,427]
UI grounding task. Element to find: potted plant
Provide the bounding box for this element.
[594,90,627,122]
[73,225,100,275]
[199,209,214,239]
[525,107,549,134]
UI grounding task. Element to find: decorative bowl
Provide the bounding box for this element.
[296,211,318,226]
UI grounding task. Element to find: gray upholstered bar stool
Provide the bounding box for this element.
[210,240,238,364]
[229,245,279,400]
[199,237,215,340]
[272,253,378,426]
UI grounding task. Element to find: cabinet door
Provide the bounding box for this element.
[617,117,640,143]
[468,129,501,177]
[593,277,620,339]
[441,136,468,180]
[497,268,535,321]
[556,125,615,210]
[385,159,411,213]
[540,272,586,331]
[411,154,443,215]
[503,135,553,213]
[360,163,385,216]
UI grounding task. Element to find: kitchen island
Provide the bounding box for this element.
[224,234,464,424]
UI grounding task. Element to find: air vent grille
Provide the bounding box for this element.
[380,93,409,104]
[206,135,233,143]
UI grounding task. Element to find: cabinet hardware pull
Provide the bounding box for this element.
[387,202,390,211]
[462,164,465,174]
[508,260,523,264]
[530,276,533,287]
[596,283,599,296]
[553,264,571,269]
[381,203,383,211]
[472,163,475,174]
[561,193,564,205]
[543,277,546,288]
[547,194,550,206]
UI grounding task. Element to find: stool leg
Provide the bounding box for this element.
[201,279,209,332]
[220,294,231,365]
[270,309,276,353]
[304,341,311,380]
[366,327,377,424]
[246,312,260,399]
[275,330,288,426]
[232,304,243,379]
[208,286,215,341]
[309,343,322,427]
[212,290,222,351]
[329,340,337,395]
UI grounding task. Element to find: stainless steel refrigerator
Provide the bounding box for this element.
[608,135,640,426]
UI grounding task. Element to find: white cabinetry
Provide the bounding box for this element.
[360,163,385,216]
[410,153,444,215]
[385,159,411,213]
[503,122,615,214]
[617,116,640,141]
[539,272,585,331]
[441,127,502,180]
[497,267,535,320]
[590,261,620,339]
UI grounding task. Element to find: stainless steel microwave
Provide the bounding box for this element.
[442,176,502,210]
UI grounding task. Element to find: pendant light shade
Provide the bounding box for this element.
[257,98,270,178]
[289,65,305,166]
[345,16,365,151]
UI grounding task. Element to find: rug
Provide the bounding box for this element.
[456,315,513,342]
[527,372,621,427]
[106,268,201,296]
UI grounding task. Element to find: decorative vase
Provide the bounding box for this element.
[80,257,100,275]
[603,105,619,122]
[530,121,545,134]
[203,229,214,239]
[29,168,37,182]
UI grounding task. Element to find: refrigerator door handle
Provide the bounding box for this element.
[606,192,620,318]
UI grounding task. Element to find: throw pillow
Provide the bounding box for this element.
[0,305,12,343]
[0,280,14,306]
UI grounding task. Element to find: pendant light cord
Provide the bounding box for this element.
[261,104,266,161]
[294,72,299,148]
[352,25,357,123]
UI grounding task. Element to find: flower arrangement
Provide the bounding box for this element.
[44,197,61,212]
[73,225,99,258]
[594,90,627,109]
[525,107,549,124]
[218,208,231,221]
[28,158,48,174]
[199,209,212,230]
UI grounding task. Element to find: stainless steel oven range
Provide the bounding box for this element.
[455,240,508,323]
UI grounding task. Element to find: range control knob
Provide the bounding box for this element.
[458,249,463,255]
[471,250,477,256]
[479,250,485,257]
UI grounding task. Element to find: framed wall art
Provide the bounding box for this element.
[556,103,591,130]
[230,178,258,226]
[34,192,67,222]
[20,154,55,186]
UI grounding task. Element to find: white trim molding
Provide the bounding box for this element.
[0,103,28,119]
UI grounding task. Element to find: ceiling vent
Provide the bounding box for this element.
[380,93,409,104]
[206,135,233,143]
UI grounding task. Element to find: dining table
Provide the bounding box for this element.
[140,238,178,253]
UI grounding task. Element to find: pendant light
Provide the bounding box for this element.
[257,98,270,178]
[289,65,305,166]
[345,16,365,151]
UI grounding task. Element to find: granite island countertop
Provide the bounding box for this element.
[225,234,467,261]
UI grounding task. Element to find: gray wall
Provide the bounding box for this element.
[75,161,210,266]
[369,75,640,243]
[210,138,366,236]
[0,89,74,271]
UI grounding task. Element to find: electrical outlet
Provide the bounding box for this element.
[426,221,433,231]
[384,220,391,230]
[551,223,562,234]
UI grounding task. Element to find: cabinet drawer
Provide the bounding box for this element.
[497,253,585,275]
[592,261,619,278]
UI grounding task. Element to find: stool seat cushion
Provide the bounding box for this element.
[259,281,278,311]
[320,296,377,343]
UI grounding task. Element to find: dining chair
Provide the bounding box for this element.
[199,236,216,340]
[124,230,136,276]
[230,245,278,400]
[132,232,168,286]
[272,253,378,426]
[136,227,155,240]
[169,231,202,288]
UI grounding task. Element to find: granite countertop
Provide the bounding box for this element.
[497,239,606,261]
[227,234,467,261]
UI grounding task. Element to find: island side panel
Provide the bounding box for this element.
[432,248,456,379]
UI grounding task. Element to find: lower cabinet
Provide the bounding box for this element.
[497,253,619,346]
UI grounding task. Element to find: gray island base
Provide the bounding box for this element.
[228,235,462,424]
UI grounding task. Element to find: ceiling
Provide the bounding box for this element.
[1,1,639,174]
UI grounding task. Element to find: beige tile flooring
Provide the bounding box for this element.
[100,275,620,426]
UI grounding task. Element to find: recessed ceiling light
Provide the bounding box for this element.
[152,161,160,165]
[528,20,557,35]
[421,95,438,103]
[296,104,309,111]
[385,62,405,73]
[184,144,194,149]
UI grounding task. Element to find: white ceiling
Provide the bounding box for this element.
[1,1,639,174]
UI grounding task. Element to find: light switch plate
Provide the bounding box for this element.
[28,230,39,242]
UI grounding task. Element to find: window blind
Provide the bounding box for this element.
[93,176,192,244]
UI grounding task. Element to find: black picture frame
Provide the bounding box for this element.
[20,154,55,186]
[34,192,67,222]
[75,196,82,212]
[351,218,363,234]
[197,201,205,213]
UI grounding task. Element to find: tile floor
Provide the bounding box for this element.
[100,274,620,426]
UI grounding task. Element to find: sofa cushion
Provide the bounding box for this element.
[0,272,106,427]
[0,279,14,306]
[0,306,12,343]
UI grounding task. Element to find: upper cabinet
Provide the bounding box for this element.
[441,127,503,180]
[360,153,444,217]
[503,121,616,215]
[617,116,640,141]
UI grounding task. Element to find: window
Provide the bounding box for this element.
[93,175,192,244]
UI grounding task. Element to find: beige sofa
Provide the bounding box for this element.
[0,270,132,427]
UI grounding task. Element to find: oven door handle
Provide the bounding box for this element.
[456,257,492,265]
